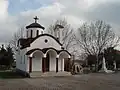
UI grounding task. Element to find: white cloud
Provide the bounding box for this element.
[63,15,84,28]
[17,2,66,28]
[0,0,120,47]
[0,0,8,19]
[21,2,64,17]
[0,0,19,44]
[18,1,85,28]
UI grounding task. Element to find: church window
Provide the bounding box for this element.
[41,31,43,34]
[31,30,33,38]
[27,31,28,37]
[20,56,22,64]
[45,39,48,43]
[36,30,39,36]
[24,55,25,64]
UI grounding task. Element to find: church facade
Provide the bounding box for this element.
[16,16,72,77]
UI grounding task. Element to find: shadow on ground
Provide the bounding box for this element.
[0,71,25,79]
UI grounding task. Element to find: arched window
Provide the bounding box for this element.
[36,30,39,36]
[41,31,43,34]
[24,55,25,64]
[26,31,28,37]
[31,30,33,38]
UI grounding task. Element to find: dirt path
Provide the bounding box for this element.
[0,73,120,90]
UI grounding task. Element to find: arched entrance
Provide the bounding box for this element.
[31,50,43,72]
[64,58,70,71]
[43,49,57,72]
[59,51,71,72]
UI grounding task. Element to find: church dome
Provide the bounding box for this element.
[26,16,45,30]
[26,23,45,29]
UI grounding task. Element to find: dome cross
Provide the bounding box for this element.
[34,16,39,23]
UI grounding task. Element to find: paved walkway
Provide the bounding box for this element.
[0,73,120,90]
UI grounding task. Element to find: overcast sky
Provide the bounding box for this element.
[0,0,120,45]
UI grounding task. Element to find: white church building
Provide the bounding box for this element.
[16,16,72,77]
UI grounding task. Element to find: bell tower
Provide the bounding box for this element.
[54,24,64,43]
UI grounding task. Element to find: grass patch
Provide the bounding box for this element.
[0,70,24,79]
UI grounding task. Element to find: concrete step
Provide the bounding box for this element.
[30,72,43,77]
[30,71,72,77]
[42,71,56,76]
[56,71,72,76]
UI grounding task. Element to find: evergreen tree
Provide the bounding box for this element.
[6,45,15,68]
[0,44,14,69]
[0,44,7,66]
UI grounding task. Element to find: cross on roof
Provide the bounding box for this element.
[34,16,39,23]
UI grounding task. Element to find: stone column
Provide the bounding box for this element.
[42,57,46,73]
[56,58,58,72]
[61,59,62,71]
[29,57,32,73]
[62,58,64,71]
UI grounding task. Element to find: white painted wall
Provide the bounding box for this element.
[58,58,62,71]
[26,57,29,72]
[32,58,42,71]
[16,48,69,73]
[27,35,61,51]
[49,53,56,71]
[32,51,43,71]
[16,48,28,72]
[27,28,44,38]
[58,58,64,71]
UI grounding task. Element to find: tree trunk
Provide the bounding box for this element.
[95,55,99,72]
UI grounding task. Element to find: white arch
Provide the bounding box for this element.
[59,51,70,59]
[45,49,57,56]
[30,50,44,57]
[45,49,57,71]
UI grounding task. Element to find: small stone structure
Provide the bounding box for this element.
[72,60,84,74]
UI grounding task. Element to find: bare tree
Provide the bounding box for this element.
[9,27,25,52]
[47,19,76,51]
[76,20,120,71]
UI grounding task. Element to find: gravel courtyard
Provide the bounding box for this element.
[0,73,120,90]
